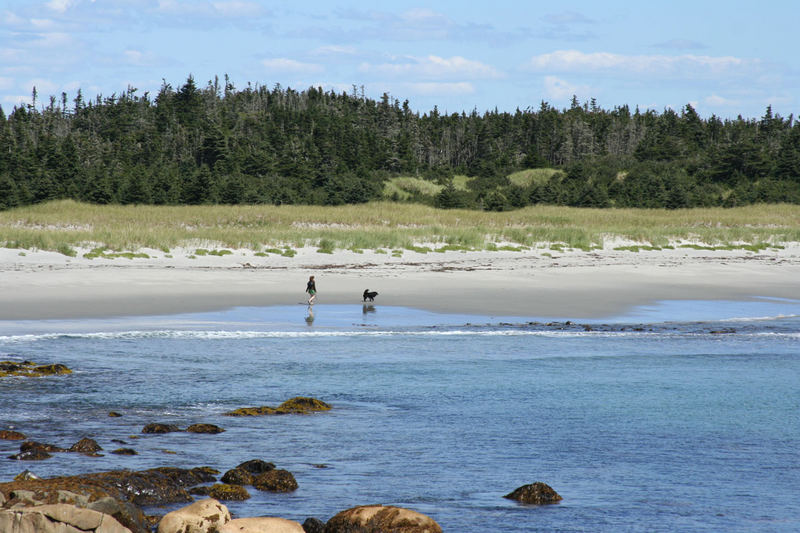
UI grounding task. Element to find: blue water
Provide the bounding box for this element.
[1,300,799,532]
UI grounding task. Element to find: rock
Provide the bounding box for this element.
[221,467,254,485]
[218,517,305,532]
[142,423,182,434]
[14,469,39,481]
[0,490,4,507]
[157,498,231,533]
[186,423,225,434]
[276,397,332,414]
[9,448,52,461]
[208,483,250,501]
[111,448,138,455]
[9,489,42,506]
[253,470,298,493]
[56,489,89,506]
[236,459,275,474]
[0,467,197,508]
[324,505,442,533]
[188,486,212,496]
[503,482,563,505]
[0,361,72,378]
[109,412,123,417]
[0,430,27,440]
[302,517,326,533]
[70,437,104,455]
[86,496,146,533]
[0,504,131,533]
[224,397,331,416]
[21,441,68,453]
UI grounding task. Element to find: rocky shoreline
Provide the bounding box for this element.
[2,365,560,532]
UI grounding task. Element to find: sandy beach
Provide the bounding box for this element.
[2,242,799,321]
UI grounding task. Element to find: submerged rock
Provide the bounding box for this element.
[224,396,331,416]
[0,361,72,378]
[0,430,27,440]
[186,423,225,434]
[208,483,250,501]
[142,423,182,434]
[324,505,442,533]
[111,448,138,455]
[503,482,563,505]
[252,469,298,493]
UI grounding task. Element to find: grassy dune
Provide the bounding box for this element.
[0,200,799,255]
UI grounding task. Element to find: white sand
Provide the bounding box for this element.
[1,243,799,320]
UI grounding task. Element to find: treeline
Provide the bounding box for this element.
[1,75,799,211]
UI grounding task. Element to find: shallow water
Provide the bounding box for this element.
[1,300,799,532]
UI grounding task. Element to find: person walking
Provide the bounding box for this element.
[306,275,317,305]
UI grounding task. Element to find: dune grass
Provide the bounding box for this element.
[0,200,798,255]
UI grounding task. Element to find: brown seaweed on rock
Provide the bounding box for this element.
[224,396,331,416]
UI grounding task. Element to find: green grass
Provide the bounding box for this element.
[0,200,799,255]
[507,168,562,187]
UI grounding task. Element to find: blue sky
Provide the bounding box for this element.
[1,0,798,119]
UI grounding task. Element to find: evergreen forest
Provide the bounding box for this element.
[1,75,800,211]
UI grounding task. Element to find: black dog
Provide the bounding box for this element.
[363,289,378,302]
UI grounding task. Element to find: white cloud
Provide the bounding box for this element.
[46,0,74,13]
[359,55,502,80]
[0,77,13,90]
[156,0,264,18]
[705,94,741,107]
[543,75,590,100]
[123,49,161,67]
[211,1,265,18]
[527,50,755,78]
[311,45,358,56]
[262,58,323,74]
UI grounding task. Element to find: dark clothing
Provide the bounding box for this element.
[306,280,316,294]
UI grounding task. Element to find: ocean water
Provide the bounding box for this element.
[1,300,799,532]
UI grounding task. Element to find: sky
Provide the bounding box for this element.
[1,0,798,119]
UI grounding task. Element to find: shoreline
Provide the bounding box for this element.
[2,244,800,321]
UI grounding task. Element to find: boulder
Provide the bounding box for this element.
[157,498,230,533]
[21,441,67,453]
[0,361,72,377]
[237,459,275,474]
[0,430,26,440]
[9,448,52,461]
[142,423,182,434]
[324,505,442,533]
[186,423,225,434]
[302,517,326,533]
[253,470,298,493]
[218,517,305,533]
[221,468,254,485]
[0,467,199,508]
[0,503,131,533]
[111,448,138,455]
[208,483,250,501]
[503,482,563,505]
[70,437,103,455]
[224,397,331,416]
[108,412,123,417]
